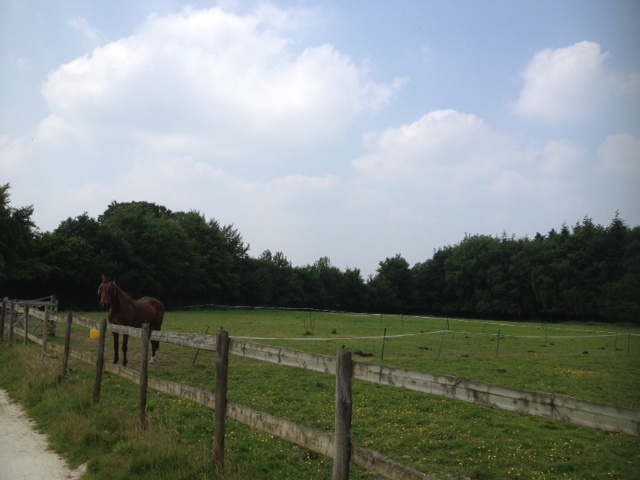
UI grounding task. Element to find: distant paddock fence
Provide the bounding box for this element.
[179,304,640,361]
[2,298,640,480]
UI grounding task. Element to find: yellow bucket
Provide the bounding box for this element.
[90,329,100,340]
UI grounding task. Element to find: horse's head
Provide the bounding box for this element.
[98,275,115,307]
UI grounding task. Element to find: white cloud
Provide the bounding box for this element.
[353,109,521,193]
[68,17,103,44]
[537,140,584,175]
[0,135,33,174]
[4,3,639,276]
[40,6,402,169]
[35,115,82,146]
[154,160,349,264]
[485,170,534,196]
[598,133,640,176]
[348,108,619,256]
[515,41,608,122]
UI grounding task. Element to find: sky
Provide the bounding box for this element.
[1,1,639,278]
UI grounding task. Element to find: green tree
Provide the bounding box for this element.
[221,224,250,304]
[33,232,95,308]
[412,246,455,314]
[172,211,241,305]
[508,238,539,320]
[339,267,368,312]
[297,257,344,310]
[240,256,271,306]
[487,233,527,317]
[97,201,194,307]
[564,217,606,319]
[243,250,301,307]
[597,219,640,323]
[368,254,415,313]
[444,235,497,315]
[0,184,39,296]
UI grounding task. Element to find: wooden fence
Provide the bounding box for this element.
[0,296,57,342]
[2,299,639,479]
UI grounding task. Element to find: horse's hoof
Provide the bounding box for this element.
[150,356,156,364]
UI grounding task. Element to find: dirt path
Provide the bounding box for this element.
[0,389,87,480]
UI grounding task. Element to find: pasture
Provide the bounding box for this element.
[3,308,640,479]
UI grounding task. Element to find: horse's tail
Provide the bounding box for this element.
[148,298,164,364]
[153,299,165,331]
[139,296,164,330]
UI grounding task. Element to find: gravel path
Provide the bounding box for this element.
[0,389,87,480]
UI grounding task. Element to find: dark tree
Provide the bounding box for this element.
[368,254,415,313]
[0,184,39,297]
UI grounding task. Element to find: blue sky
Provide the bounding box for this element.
[1,1,639,277]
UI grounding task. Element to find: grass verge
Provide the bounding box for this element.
[2,310,640,479]
[0,343,379,479]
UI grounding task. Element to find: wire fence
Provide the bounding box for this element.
[173,304,640,360]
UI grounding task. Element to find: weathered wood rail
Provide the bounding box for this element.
[0,296,57,340]
[3,300,436,479]
[7,302,640,437]
[2,299,640,480]
[160,327,640,436]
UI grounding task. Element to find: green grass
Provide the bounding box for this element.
[2,309,640,479]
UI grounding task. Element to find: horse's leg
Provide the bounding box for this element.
[151,339,159,363]
[112,332,119,364]
[122,334,129,368]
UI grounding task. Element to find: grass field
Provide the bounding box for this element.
[2,308,639,479]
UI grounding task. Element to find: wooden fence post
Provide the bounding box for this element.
[8,300,14,346]
[51,296,58,337]
[139,323,151,431]
[23,305,29,346]
[214,329,230,473]
[62,312,72,377]
[334,348,353,480]
[93,318,107,403]
[42,305,50,353]
[0,297,7,342]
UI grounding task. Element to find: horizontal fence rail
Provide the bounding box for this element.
[351,363,640,435]
[3,301,438,479]
[230,339,640,436]
[3,299,640,480]
[6,304,640,437]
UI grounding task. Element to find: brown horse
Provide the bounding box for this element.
[97,275,164,367]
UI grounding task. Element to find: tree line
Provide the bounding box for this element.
[1,183,638,323]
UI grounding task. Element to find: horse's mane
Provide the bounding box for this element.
[100,277,131,313]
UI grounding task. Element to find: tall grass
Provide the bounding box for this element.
[2,310,639,479]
